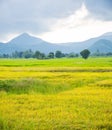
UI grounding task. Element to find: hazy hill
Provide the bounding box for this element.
[0,33,63,54]
[0,32,112,54]
[89,39,112,53]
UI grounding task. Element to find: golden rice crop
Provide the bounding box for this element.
[0,58,112,130]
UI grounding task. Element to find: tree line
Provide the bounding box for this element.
[0,50,79,59]
[0,49,112,59]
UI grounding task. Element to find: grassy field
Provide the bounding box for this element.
[0,57,112,67]
[0,57,112,130]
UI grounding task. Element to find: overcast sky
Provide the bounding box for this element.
[0,0,112,43]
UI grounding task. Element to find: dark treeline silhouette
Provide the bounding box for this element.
[0,50,79,59]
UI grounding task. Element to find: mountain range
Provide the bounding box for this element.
[0,32,112,54]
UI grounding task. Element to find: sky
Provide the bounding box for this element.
[0,0,112,43]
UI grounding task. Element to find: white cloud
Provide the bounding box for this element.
[0,0,83,42]
[39,4,112,43]
[0,0,112,43]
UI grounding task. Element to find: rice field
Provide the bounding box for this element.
[0,58,112,130]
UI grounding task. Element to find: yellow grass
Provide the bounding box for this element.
[0,58,112,129]
[0,87,112,130]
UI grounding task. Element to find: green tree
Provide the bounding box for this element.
[48,52,54,59]
[34,51,41,59]
[80,49,90,59]
[22,50,33,58]
[39,53,46,59]
[34,51,46,59]
[55,51,63,58]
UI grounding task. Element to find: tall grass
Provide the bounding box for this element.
[0,78,86,94]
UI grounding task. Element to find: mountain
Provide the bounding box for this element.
[102,32,112,39]
[0,33,63,54]
[59,32,112,53]
[89,39,112,53]
[0,32,112,54]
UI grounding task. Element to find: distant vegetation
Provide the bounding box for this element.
[0,50,79,59]
[0,49,112,59]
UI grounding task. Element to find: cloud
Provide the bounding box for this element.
[0,0,112,42]
[52,4,89,30]
[40,4,112,43]
[0,0,83,36]
[85,0,112,21]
